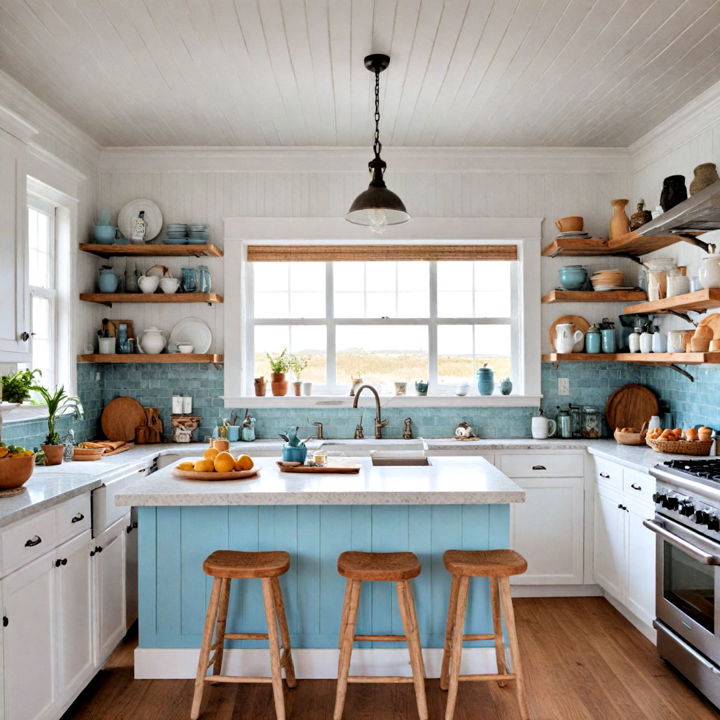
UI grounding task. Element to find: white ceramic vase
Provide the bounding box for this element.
[139,326,166,354]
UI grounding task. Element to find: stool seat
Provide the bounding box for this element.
[443,549,527,578]
[337,551,421,581]
[203,550,290,579]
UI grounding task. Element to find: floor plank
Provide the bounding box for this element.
[62,598,720,719]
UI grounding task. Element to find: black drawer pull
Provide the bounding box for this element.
[617,503,628,511]
[25,535,42,547]
[71,513,85,523]
[599,472,610,479]
[630,483,642,491]
[532,465,547,471]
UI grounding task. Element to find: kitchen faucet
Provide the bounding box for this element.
[312,421,325,440]
[352,384,388,439]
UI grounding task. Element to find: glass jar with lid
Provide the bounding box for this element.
[582,406,601,438]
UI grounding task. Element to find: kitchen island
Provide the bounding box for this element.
[116,456,524,678]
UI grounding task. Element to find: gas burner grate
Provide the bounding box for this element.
[664,459,720,481]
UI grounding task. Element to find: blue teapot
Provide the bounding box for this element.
[279,427,308,464]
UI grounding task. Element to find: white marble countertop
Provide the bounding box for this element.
[586,439,710,473]
[115,456,525,506]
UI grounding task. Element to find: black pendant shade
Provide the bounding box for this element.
[346,54,410,232]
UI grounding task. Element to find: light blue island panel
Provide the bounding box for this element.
[138,503,510,649]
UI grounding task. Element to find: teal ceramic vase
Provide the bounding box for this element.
[477,367,494,396]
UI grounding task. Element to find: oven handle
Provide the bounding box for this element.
[643,519,720,565]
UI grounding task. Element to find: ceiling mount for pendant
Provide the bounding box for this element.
[345,53,410,233]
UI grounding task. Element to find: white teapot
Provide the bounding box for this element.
[139,326,166,354]
[555,323,584,354]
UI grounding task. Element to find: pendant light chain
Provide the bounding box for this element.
[373,69,382,158]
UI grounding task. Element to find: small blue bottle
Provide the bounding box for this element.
[477,366,495,396]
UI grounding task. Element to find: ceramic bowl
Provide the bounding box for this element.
[138,275,160,293]
[558,265,587,290]
[177,343,194,353]
[93,225,117,244]
[160,277,180,293]
[555,216,583,232]
[0,454,34,489]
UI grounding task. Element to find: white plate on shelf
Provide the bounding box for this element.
[169,318,212,354]
[117,198,163,242]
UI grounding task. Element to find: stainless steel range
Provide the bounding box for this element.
[648,459,720,707]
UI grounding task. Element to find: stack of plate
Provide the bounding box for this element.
[188,224,209,244]
[166,223,188,244]
[591,269,624,291]
[556,230,591,239]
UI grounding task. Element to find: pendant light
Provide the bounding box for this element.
[345,54,410,233]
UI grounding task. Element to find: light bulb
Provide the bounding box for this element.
[368,208,387,234]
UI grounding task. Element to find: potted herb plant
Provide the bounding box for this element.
[30,383,84,465]
[266,349,290,396]
[0,368,41,405]
[288,354,309,396]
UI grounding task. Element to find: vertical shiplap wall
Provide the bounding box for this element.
[96,159,633,356]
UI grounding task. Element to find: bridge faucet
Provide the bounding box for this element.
[352,384,388,440]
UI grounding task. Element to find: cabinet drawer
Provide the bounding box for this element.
[496,453,583,478]
[594,457,623,491]
[0,508,56,576]
[55,493,91,546]
[623,469,655,504]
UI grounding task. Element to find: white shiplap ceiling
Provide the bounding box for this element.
[1,0,720,148]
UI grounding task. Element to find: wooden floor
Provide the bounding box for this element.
[63,597,720,720]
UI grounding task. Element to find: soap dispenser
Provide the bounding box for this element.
[640,325,653,353]
[628,326,642,353]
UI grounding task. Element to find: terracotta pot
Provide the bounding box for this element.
[254,377,266,397]
[213,438,230,452]
[41,444,64,466]
[0,454,34,489]
[271,372,288,397]
[660,175,687,211]
[609,199,630,241]
[293,381,302,397]
[690,163,720,195]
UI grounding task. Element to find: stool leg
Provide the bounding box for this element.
[262,578,286,720]
[271,577,297,688]
[440,574,460,691]
[396,580,428,720]
[499,577,530,720]
[333,579,361,720]
[212,578,231,676]
[338,579,352,648]
[444,576,469,720]
[190,577,222,720]
[490,577,507,688]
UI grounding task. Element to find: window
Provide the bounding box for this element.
[27,196,57,390]
[246,245,518,395]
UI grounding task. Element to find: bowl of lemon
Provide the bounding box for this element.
[172,445,258,480]
[0,443,36,489]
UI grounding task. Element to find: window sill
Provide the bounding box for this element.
[0,404,49,424]
[222,395,542,409]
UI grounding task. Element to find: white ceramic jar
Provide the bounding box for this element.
[699,255,720,289]
[139,326,166,354]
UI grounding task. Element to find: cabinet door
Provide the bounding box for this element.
[3,553,56,720]
[624,500,656,627]
[125,509,138,627]
[593,484,625,599]
[510,476,585,584]
[93,517,127,665]
[56,531,94,704]
[0,128,29,360]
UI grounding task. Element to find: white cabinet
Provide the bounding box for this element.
[0,126,29,361]
[499,452,586,586]
[624,499,656,627]
[56,531,94,706]
[93,516,127,666]
[3,552,56,720]
[593,483,625,599]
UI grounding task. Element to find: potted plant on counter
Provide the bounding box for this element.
[266,349,290,396]
[289,354,309,396]
[31,383,84,465]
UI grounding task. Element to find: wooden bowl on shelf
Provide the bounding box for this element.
[0,455,34,489]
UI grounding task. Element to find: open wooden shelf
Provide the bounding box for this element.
[77,353,223,363]
[80,243,223,258]
[542,231,694,259]
[543,289,647,303]
[543,352,720,365]
[623,288,720,315]
[79,292,223,305]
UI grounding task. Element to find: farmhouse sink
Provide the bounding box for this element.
[371,456,430,467]
[319,438,428,456]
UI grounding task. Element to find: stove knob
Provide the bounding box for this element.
[708,515,720,532]
[695,510,709,525]
[664,496,680,511]
[679,501,696,517]
[653,492,666,504]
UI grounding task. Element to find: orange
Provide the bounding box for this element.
[214,451,236,473]
[235,454,254,471]
[194,459,215,472]
[177,461,195,471]
[0,448,7,458]
[203,447,219,461]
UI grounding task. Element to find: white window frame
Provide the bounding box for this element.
[223,217,542,408]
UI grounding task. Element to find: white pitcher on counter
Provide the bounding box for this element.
[555,323,584,354]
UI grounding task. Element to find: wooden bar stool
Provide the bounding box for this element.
[440,549,530,720]
[334,551,428,720]
[190,550,297,720]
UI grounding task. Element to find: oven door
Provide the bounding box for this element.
[644,515,720,666]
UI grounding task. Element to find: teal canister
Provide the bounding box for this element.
[601,328,617,353]
[476,366,494,396]
[556,407,572,439]
[585,324,601,354]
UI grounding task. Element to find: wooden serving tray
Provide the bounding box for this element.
[276,461,361,474]
[172,467,260,481]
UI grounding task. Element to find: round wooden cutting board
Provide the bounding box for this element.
[549,315,590,352]
[697,312,720,340]
[101,397,147,442]
[605,384,659,432]
[172,467,260,481]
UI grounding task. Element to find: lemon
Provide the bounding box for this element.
[177,461,195,471]
[214,451,236,473]
[235,454,254,471]
[194,459,215,472]
[203,447,220,461]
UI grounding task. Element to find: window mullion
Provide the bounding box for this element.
[429,261,438,389]
[326,262,336,388]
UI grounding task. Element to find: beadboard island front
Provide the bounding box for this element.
[116,456,523,679]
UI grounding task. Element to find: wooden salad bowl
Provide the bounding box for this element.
[0,454,34,489]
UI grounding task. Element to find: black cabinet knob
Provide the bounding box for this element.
[55,559,62,568]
